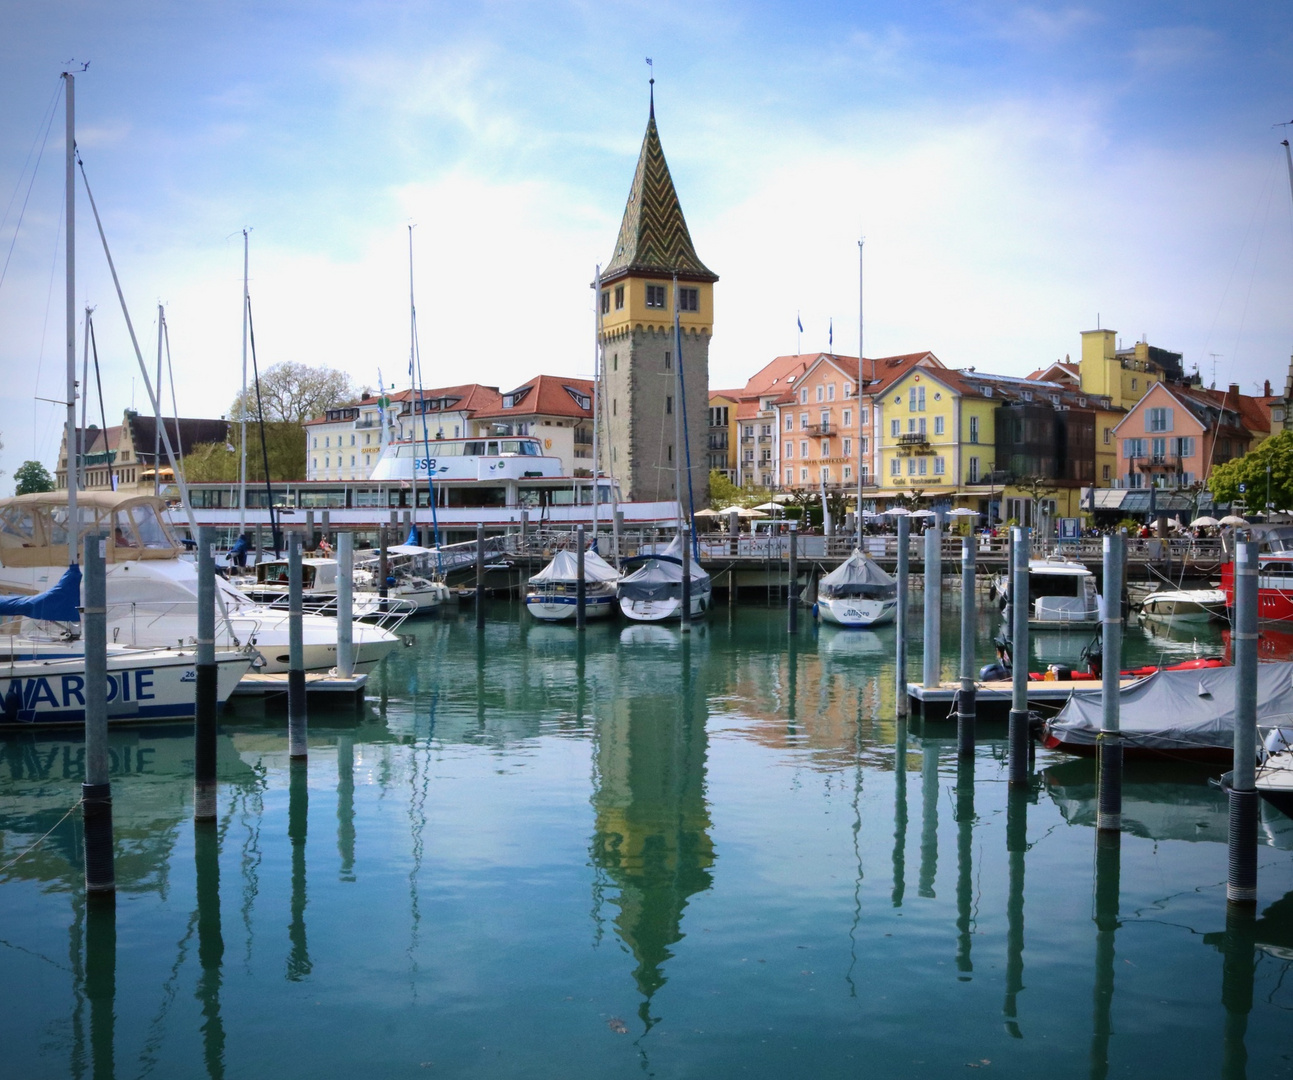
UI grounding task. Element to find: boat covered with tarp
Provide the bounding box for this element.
[526,547,619,622]
[814,549,897,627]
[1043,660,1293,761]
[618,535,711,623]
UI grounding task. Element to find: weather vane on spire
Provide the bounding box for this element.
[646,57,654,115]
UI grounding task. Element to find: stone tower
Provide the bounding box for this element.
[598,88,716,510]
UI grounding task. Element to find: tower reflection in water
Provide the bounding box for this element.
[590,635,714,1030]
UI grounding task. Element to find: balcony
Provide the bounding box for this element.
[1137,453,1182,472]
[806,422,834,437]
[896,433,933,455]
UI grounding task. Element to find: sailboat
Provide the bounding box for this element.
[525,547,619,621]
[814,548,898,627]
[619,276,711,622]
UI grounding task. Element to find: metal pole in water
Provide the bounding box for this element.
[194,526,219,822]
[378,528,389,604]
[1227,539,1260,906]
[787,522,799,633]
[576,524,587,631]
[336,531,354,680]
[476,523,486,630]
[895,515,910,718]
[957,535,976,758]
[681,522,692,633]
[613,508,623,568]
[82,531,115,898]
[922,523,942,689]
[1097,531,1124,831]
[287,532,307,760]
[1008,526,1031,785]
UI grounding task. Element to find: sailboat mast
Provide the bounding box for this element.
[154,303,164,496]
[409,224,419,541]
[673,275,684,536]
[592,265,602,538]
[63,71,78,565]
[239,229,249,537]
[857,236,864,532]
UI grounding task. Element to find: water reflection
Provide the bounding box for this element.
[1089,832,1120,1080]
[1003,786,1028,1038]
[590,634,714,1028]
[891,718,908,908]
[287,760,311,980]
[85,899,116,1080]
[919,741,939,898]
[955,757,975,979]
[195,822,225,1080]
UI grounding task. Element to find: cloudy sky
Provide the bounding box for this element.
[1,1,1290,482]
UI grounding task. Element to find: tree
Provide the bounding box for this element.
[1208,429,1293,511]
[1013,475,1058,527]
[707,470,769,509]
[13,460,54,494]
[183,422,306,483]
[229,362,358,424]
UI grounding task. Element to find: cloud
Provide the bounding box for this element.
[1128,25,1220,74]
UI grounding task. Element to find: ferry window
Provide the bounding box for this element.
[465,441,486,455]
[131,505,176,549]
[486,442,499,455]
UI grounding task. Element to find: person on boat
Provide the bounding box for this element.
[230,533,250,568]
[317,537,333,557]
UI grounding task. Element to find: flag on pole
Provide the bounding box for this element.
[797,313,803,333]
[829,318,833,350]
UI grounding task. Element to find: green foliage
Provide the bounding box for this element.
[707,470,769,509]
[1207,429,1293,510]
[230,362,358,424]
[183,422,306,483]
[13,460,53,494]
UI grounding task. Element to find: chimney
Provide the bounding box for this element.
[1265,379,1272,397]
[1229,383,1240,398]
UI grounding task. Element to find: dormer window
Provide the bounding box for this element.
[501,387,532,409]
[564,387,592,411]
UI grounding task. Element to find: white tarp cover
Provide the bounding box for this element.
[817,549,896,600]
[617,535,708,601]
[529,548,620,585]
[1047,661,1293,753]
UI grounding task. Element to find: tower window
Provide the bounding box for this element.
[666,395,673,415]
[600,291,610,314]
[665,351,672,371]
[668,444,673,462]
[613,353,618,371]
[678,287,699,312]
[614,286,624,310]
[646,284,666,308]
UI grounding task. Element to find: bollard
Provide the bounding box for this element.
[336,531,354,679]
[82,531,115,898]
[287,532,307,760]
[1008,527,1031,786]
[1097,532,1124,831]
[1227,539,1260,906]
[476,523,486,630]
[194,526,219,822]
[378,528,389,603]
[321,509,330,548]
[787,522,799,633]
[922,524,942,689]
[613,509,624,568]
[576,524,587,631]
[895,515,910,718]
[957,536,976,758]
[681,522,693,632]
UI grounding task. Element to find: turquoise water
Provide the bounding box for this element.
[2,597,1293,1079]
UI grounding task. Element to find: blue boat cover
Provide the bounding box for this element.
[0,564,82,623]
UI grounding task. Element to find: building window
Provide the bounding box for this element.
[844,465,852,480]
[891,419,900,437]
[312,437,317,449]
[907,458,916,476]
[800,388,808,404]
[613,353,618,371]
[786,469,793,485]
[800,441,808,458]
[800,413,809,430]
[827,384,836,401]
[613,399,617,416]
[908,418,916,433]
[745,425,754,438]
[820,410,830,428]
[600,291,610,315]
[1146,407,1172,433]
[842,408,852,428]
[861,465,869,483]
[668,444,673,462]
[1131,378,1138,390]
[678,287,699,312]
[1104,427,1111,444]
[969,416,979,444]
[614,286,624,310]
[664,351,672,370]
[816,385,824,403]
[761,424,772,437]
[918,457,927,476]
[821,440,830,456]
[325,456,330,467]
[785,414,794,431]
[934,416,944,436]
[800,467,809,482]
[820,466,830,483]
[785,443,793,459]
[918,417,926,435]
[934,456,945,475]
[1102,464,1110,481]
[968,457,979,483]
[860,437,869,453]
[843,438,851,456]
[646,284,666,308]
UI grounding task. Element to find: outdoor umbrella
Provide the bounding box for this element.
[1190,516,1221,528]
[907,509,935,518]
[883,507,912,516]
[1220,515,1249,526]
[946,507,980,517]
[693,508,720,517]
[718,505,767,518]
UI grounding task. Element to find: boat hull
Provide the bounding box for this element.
[620,584,711,623]
[817,597,896,628]
[525,593,616,622]
[0,649,251,727]
[1139,590,1227,625]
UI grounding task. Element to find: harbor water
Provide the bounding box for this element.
[3,595,1293,1078]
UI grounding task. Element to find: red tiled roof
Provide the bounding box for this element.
[474,375,593,420]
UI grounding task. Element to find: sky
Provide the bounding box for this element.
[1,0,1291,484]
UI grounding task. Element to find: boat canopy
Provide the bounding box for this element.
[1048,662,1293,754]
[817,549,896,601]
[0,563,82,622]
[254,558,337,590]
[618,536,707,602]
[529,548,619,586]
[0,492,182,568]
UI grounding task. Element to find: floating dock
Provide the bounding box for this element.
[908,675,1145,721]
[232,671,367,705]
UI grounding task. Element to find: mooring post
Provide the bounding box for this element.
[520,508,529,553]
[194,526,219,822]
[576,524,587,631]
[305,509,316,550]
[82,531,115,899]
[1227,539,1260,906]
[922,522,942,690]
[378,527,389,603]
[320,510,331,549]
[787,522,799,633]
[476,523,486,631]
[1008,526,1031,785]
[1097,531,1125,831]
[336,531,354,680]
[613,509,623,568]
[957,535,976,758]
[288,532,307,760]
[895,515,910,718]
[681,522,692,633]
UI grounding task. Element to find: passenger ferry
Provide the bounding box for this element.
[1220,525,1293,623]
[182,436,675,544]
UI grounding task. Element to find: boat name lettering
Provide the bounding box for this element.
[3,670,157,713]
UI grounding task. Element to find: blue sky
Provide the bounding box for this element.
[1,1,1291,481]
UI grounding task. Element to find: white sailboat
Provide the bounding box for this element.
[526,547,619,621]
[814,548,898,627]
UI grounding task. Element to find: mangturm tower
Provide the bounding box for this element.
[599,85,716,508]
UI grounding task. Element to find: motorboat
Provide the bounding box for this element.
[617,535,711,623]
[0,491,402,674]
[1,645,252,727]
[813,549,897,628]
[996,553,1101,630]
[525,547,618,622]
[354,544,452,613]
[1042,661,1293,762]
[1257,726,1293,818]
[1139,588,1228,625]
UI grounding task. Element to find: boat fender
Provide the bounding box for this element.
[812,602,820,620]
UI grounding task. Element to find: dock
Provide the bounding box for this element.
[909,674,1147,721]
[231,670,368,705]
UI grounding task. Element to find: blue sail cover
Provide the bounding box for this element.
[0,564,82,623]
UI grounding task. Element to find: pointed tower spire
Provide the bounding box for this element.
[603,93,716,285]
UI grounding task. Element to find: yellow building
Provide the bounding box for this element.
[707,390,740,480]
